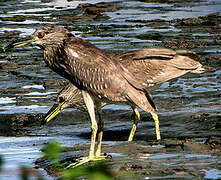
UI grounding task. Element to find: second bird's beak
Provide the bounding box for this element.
[41,101,65,126]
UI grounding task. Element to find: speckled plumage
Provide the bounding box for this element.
[33,25,158,113]
[13,25,206,166]
[53,48,204,112]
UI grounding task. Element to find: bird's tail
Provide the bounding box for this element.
[126,87,157,113]
[191,65,215,73]
[174,50,215,73]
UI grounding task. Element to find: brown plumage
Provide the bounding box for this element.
[10,25,206,167]
[43,48,204,127]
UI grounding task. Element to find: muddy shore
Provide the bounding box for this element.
[0,0,220,179]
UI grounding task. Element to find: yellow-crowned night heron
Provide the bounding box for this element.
[43,48,205,142]
[8,25,205,167]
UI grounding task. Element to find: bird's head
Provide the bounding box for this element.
[41,83,85,125]
[41,96,66,125]
[5,25,70,50]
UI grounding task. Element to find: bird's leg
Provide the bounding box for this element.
[95,106,104,157]
[150,112,161,140]
[128,106,140,142]
[82,91,97,160]
[66,91,98,168]
[66,92,109,168]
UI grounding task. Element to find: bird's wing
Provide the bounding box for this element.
[117,48,176,60]
[62,37,146,101]
[117,48,202,86]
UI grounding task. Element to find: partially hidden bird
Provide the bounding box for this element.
[7,25,206,167]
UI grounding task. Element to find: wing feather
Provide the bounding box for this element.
[117,48,202,86]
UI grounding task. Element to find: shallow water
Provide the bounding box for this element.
[0,0,220,179]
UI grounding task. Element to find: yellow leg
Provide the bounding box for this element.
[128,107,140,142]
[82,91,97,159]
[66,93,108,168]
[150,112,161,140]
[66,91,97,168]
[95,106,103,157]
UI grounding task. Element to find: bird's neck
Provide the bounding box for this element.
[43,43,64,67]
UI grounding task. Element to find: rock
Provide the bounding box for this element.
[161,40,206,49]
[83,4,117,15]
[206,26,221,34]
[0,114,44,136]
[3,30,20,36]
[175,13,221,27]
[0,15,26,22]
[137,32,163,41]
[205,136,221,150]
[58,2,117,22]
[0,61,18,69]
[175,17,206,26]
[190,113,209,120]
[204,54,221,67]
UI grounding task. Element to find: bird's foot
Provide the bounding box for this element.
[65,154,112,169]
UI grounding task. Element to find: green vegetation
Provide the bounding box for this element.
[0,141,115,180]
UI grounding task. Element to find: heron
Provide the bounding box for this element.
[7,25,206,167]
[43,48,206,142]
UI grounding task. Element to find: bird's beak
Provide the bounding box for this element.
[2,37,36,52]
[41,102,65,126]
[11,39,36,48]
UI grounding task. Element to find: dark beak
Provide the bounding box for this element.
[41,102,65,126]
[2,37,36,52]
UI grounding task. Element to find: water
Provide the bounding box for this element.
[0,0,220,179]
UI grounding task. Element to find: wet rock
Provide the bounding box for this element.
[0,114,44,136]
[0,61,18,70]
[204,54,221,67]
[161,40,206,49]
[214,36,221,45]
[78,2,117,13]
[190,113,209,121]
[204,13,221,24]
[0,15,26,22]
[43,79,69,89]
[80,3,117,15]
[175,17,206,26]
[0,71,9,76]
[58,2,117,22]
[137,32,163,41]
[206,26,221,34]
[0,88,29,94]
[183,141,211,152]
[4,56,18,61]
[175,13,221,27]
[205,136,221,150]
[2,30,20,36]
[163,139,184,150]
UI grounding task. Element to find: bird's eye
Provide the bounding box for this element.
[37,32,45,38]
[59,96,65,103]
